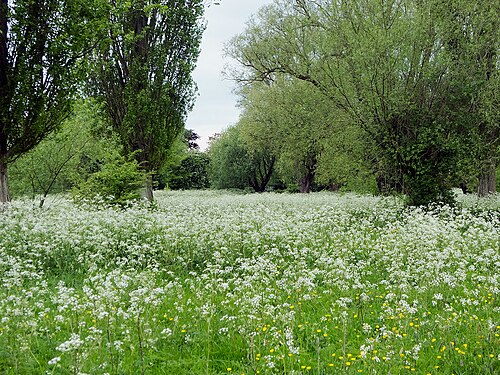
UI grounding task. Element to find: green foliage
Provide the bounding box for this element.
[235,78,373,193]
[72,152,146,206]
[157,129,209,190]
[91,0,206,200]
[165,151,210,190]
[8,100,116,202]
[208,127,252,190]
[227,0,499,205]
[0,0,104,202]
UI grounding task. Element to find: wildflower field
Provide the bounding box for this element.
[0,191,498,375]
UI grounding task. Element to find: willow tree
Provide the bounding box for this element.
[92,0,204,201]
[228,0,499,205]
[0,0,100,203]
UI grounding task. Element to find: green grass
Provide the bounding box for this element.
[0,191,498,374]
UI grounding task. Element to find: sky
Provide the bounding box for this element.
[185,0,274,150]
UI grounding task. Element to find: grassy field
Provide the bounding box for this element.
[0,191,498,374]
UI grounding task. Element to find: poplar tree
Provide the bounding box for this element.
[92,0,205,201]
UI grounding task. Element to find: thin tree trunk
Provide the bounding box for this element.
[478,161,496,197]
[259,157,275,192]
[0,161,10,203]
[143,175,154,202]
[0,1,10,205]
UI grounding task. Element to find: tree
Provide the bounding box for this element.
[208,125,254,190]
[166,151,210,190]
[237,78,367,193]
[91,0,205,201]
[228,0,499,205]
[8,100,117,207]
[237,105,277,193]
[238,80,323,193]
[72,151,146,207]
[442,0,499,196]
[159,129,210,190]
[0,0,101,203]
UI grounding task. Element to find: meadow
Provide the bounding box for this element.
[0,191,498,374]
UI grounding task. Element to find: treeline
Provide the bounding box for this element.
[219,0,499,205]
[2,0,499,207]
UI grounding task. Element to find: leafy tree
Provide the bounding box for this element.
[185,129,201,150]
[228,0,498,205]
[159,129,210,190]
[8,100,118,207]
[166,151,210,190]
[238,79,367,193]
[236,109,277,193]
[0,0,101,203]
[208,126,253,190]
[91,0,205,201]
[438,0,499,196]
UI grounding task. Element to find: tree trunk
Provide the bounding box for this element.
[257,156,275,192]
[1,1,10,205]
[299,171,313,193]
[478,161,496,197]
[143,175,154,202]
[0,161,10,203]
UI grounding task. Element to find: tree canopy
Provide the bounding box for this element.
[0,0,102,202]
[90,0,205,200]
[227,0,499,204]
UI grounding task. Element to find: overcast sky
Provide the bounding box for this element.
[185,0,274,150]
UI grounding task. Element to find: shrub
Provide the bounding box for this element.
[72,153,146,206]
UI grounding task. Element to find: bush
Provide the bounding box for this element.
[72,153,146,206]
[165,151,210,190]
